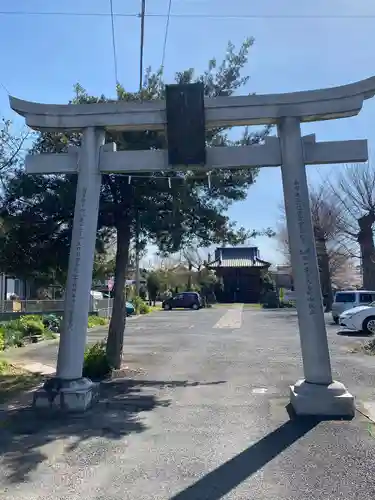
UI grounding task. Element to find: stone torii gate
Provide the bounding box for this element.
[10,76,375,415]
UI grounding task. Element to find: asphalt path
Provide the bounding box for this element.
[1,306,375,499]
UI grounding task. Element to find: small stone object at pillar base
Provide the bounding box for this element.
[290,379,355,417]
[33,377,99,412]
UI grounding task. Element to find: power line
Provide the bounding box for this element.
[139,0,146,92]
[109,0,119,88]
[0,81,10,95]
[161,0,173,71]
[0,10,374,19]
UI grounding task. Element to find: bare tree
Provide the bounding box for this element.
[151,253,181,271]
[278,185,352,310]
[180,242,212,289]
[0,119,30,181]
[276,224,290,263]
[332,259,362,290]
[330,163,375,289]
[310,187,347,310]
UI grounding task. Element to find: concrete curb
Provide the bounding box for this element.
[11,360,56,376]
[0,338,59,361]
[357,401,375,423]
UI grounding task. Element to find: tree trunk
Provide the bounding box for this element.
[187,262,193,290]
[315,236,333,312]
[197,266,202,288]
[106,220,131,369]
[358,213,375,289]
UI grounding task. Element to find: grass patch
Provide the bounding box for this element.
[87,315,109,328]
[368,423,375,439]
[42,330,58,340]
[0,360,44,405]
[149,305,162,312]
[213,303,244,308]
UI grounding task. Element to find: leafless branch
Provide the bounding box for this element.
[329,162,375,239]
[180,241,212,270]
[277,182,355,275]
[0,120,31,178]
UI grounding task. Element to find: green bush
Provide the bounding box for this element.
[87,315,108,328]
[139,302,150,314]
[20,317,45,336]
[131,296,143,314]
[0,328,5,351]
[131,296,150,315]
[3,329,25,348]
[42,329,58,340]
[83,341,112,380]
[0,316,45,347]
[0,320,25,347]
[21,314,43,322]
[6,319,23,332]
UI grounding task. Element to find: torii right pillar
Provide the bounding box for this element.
[278,116,354,416]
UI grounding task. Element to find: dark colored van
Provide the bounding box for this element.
[162,292,203,311]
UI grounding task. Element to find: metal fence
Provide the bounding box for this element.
[93,298,113,318]
[0,300,65,313]
[0,297,114,316]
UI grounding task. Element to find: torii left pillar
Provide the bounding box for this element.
[34,127,105,411]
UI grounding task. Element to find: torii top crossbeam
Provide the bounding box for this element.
[9,76,375,132]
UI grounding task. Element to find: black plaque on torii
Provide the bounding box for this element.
[165,82,207,167]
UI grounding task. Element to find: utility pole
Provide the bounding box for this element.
[139,0,146,93]
[135,209,141,296]
[135,0,146,297]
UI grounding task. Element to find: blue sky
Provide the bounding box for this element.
[1,0,374,264]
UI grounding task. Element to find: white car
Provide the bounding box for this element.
[339,303,375,334]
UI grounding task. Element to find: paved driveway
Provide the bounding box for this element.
[1,307,375,499]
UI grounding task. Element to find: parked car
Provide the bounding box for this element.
[126,301,135,316]
[332,290,375,324]
[162,292,203,311]
[339,302,375,334]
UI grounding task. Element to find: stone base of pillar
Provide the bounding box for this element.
[290,379,355,417]
[33,377,99,412]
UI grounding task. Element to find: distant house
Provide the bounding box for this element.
[207,247,271,303]
[270,265,294,290]
[0,274,30,300]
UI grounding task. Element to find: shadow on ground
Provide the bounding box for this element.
[0,373,46,406]
[0,378,224,484]
[171,412,320,500]
[337,330,371,337]
[257,310,298,319]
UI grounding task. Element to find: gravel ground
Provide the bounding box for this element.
[0,307,374,500]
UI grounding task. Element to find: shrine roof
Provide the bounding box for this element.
[207,247,271,269]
